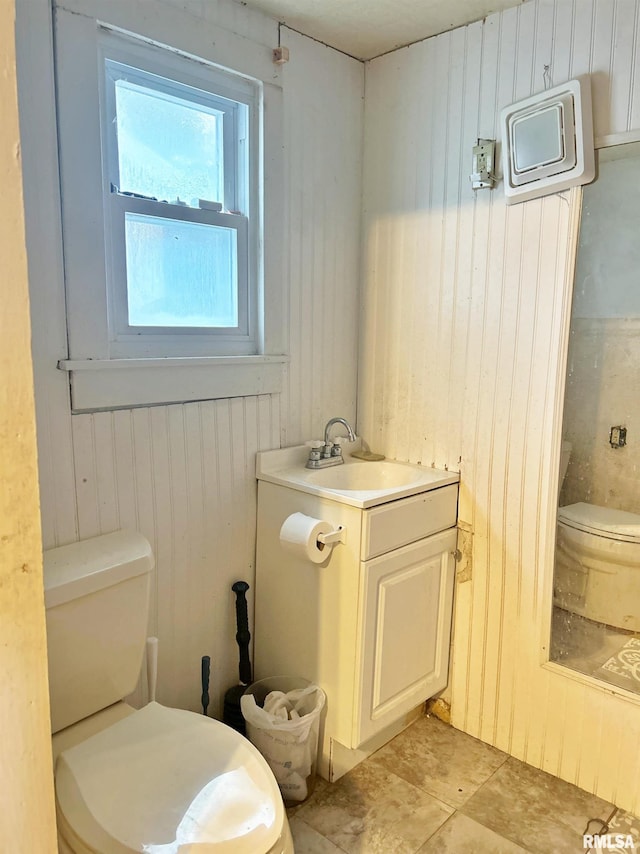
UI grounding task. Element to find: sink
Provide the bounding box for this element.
[305,461,421,492]
[256,445,460,508]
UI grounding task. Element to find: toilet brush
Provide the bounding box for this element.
[223,580,252,735]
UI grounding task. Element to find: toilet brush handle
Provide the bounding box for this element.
[232,581,252,686]
[146,637,158,703]
[201,655,210,716]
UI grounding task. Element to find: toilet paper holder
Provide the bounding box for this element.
[317,526,346,546]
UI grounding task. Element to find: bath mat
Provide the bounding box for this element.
[608,809,640,843]
[597,637,640,691]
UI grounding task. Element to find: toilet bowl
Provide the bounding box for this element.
[44,531,294,854]
[555,502,640,631]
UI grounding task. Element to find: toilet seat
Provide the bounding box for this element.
[55,702,285,854]
[558,502,640,544]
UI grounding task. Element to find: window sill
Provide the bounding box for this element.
[58,355,288,412]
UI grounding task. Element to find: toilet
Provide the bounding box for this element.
[555,502,640,632]
[44,530,294,854]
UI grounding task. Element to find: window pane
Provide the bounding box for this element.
[113,69,224,205]
[125,213,238,328]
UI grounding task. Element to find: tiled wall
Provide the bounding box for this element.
[562,318,640,512]
[561,144,640,514]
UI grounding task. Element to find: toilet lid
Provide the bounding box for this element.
[558,502,640,543]
[55,702,284,854]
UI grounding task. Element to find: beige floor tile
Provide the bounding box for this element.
[417,813,530,853]
[287,776,330,819]
[289,816,347,853]
[461,756,614,854]
[296,759,453,854]
[370,714,508,808]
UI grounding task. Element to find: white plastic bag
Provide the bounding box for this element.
[240,684,326,802]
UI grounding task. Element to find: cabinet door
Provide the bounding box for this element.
[353,528,456,747]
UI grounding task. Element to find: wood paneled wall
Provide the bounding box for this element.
[70,398,280,714]
[18,0,363,715]
[361,0,640,813]
[280,28,362,446]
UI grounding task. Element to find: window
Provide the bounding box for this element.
[101,38,258,356]
[101,40,258,356]
[54,11,285,410]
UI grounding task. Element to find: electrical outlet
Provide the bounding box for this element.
[610,425,627,448]
[471,139,496,190]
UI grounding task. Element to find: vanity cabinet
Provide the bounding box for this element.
[356,527,456,745]
[254,474,458,782]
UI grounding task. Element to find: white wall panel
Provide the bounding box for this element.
[362,0,640,814]
[19,0,362,715]
[70,398,278,714]
[16,0,78,549]
[279,28,362,446]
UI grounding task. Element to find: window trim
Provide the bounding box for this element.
[54,8,285,409]
[57,355,289,413]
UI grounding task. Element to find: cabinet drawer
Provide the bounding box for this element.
[361,484,458,560]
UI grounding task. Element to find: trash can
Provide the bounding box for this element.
[240,676,326,806]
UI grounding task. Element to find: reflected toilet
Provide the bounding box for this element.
[45,530,294,854]
[555,503,640,632]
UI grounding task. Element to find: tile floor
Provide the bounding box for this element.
[287,714,640,853]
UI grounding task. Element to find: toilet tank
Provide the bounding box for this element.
[44,530,154,734]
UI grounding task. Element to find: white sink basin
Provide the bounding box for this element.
[256,445,459,508]
[305,461,422,492]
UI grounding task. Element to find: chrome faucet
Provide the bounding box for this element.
[324,417,356,446]
[306,417,357,469]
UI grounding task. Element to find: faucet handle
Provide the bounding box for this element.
[305,440,324,462]
[331,437,346,457]
[333,435,356,447]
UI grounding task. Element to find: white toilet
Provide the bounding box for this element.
[555,502,640,631]
[44,530,294,854]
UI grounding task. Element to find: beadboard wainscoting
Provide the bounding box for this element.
[70,397,280,715]
[360,0,640,814]
[18,0,363,714]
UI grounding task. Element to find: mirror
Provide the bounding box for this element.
[549,140,640,692]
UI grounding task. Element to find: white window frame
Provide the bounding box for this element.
[109,201,249,342]
[54,8,286,410]
[101,43,255,356]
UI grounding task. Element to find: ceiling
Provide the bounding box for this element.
[244,0,528,61]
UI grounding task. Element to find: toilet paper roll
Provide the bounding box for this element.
[279,513,334,564]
